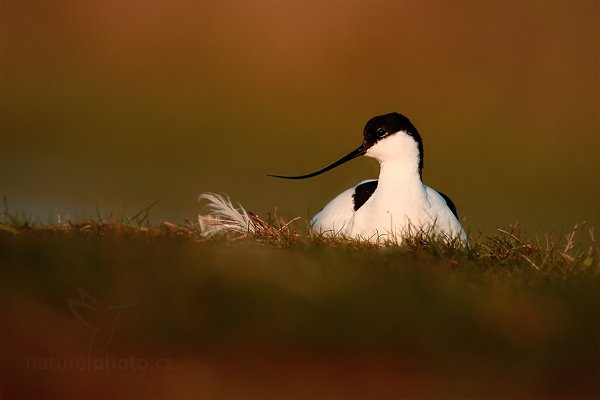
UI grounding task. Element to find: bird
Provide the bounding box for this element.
[269,112,467,243]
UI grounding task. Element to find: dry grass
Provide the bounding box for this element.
[1,197,598,277]
[1,201,598,398]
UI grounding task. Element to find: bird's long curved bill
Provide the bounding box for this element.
[268,145,366,179]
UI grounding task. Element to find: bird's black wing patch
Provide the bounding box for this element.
[353,180,378,211]
[437,191,459,220]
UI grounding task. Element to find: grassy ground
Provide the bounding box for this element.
[0,213,598,398]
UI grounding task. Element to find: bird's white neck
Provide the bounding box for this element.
[376,158,425,201]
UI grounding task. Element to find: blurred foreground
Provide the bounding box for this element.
[1,223,598,398]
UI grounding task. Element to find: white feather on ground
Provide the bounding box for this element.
[198,192,256,237]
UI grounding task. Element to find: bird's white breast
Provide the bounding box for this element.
[347,184,465,242]
[311,182,465,243]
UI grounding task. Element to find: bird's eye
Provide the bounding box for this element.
[376,128,387,137]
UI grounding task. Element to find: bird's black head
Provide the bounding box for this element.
[363,113,423,178]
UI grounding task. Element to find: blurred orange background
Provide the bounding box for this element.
[1,0,598,233]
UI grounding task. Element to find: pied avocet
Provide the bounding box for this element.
[270,112,467,243]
